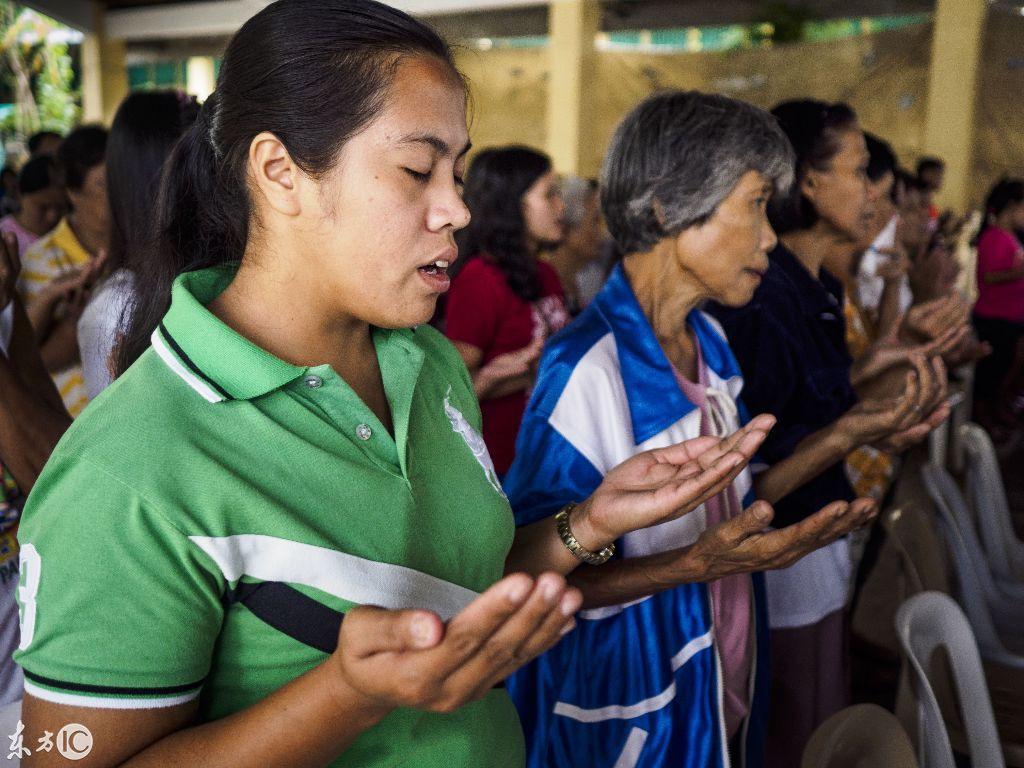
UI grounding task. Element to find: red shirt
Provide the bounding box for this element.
[445,257,568,475]
[975,227,1024,323]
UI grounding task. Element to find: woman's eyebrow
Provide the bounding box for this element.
[399,133,472,158]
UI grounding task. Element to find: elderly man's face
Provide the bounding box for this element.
[673,170,778,307]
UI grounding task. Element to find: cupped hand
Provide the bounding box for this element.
[331,572,581,715]
[873,246,910,281]
[573,414,776,548]
[677,497,878,581]
[900,293,969,343]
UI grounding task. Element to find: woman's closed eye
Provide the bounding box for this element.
[405,167,432,182]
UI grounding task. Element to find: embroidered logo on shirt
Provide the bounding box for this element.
[443,386,506,499]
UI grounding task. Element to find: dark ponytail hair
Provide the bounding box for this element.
[107,91,200,279]
[454,146,552,302]
[116,0,459,375]
[984,178,1024,225]
[768,99,858,235]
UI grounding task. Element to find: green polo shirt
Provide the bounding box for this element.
[15,264,524,766]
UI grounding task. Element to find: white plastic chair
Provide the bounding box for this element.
[960,423,1024,583]
[920,464,1024,665]
[0,699,22,767]
[802,703,917,767]
[896,591,1005,768]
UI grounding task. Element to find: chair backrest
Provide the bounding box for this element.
[920,464,1012,662]
[960,422,1024,582]
[896,592,1005,768]
[802,703,917,768]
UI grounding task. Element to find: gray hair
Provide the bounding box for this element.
[561,175,598,229]
[600,90,795,255]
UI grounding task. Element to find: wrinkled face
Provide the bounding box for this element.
[522,170,565,248]
[20,185,65,235]
[565,190,603,262]
[804,127,875,244]
[299,56,471,328]
[67,163,110,238]
[674,170,778,307]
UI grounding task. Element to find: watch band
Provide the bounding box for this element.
[554,503,615,566]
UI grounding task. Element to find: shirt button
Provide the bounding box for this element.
[304,375,323,389]
[356,424,373,441]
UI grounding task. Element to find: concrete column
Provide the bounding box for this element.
[545,0,600,176]
[80,2,128,125]
[921,0,987,213]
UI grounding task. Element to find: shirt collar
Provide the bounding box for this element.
[769,243,844,318]
[591,264,744,444]
[153,265,307,402]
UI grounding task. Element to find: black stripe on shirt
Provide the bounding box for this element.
[23,670,205,697]
[223,581,505,689]
[158,322,234,401]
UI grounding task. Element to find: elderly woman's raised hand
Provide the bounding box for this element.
[841,358,950,453]
[660,497,878,583]
[570,414,776,549]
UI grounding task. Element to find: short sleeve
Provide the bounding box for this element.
[15,456,225,709]
[445,261,503,354]
[78,279,131,399]
[977,230,1021,274]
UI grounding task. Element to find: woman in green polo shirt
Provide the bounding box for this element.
[15,2,778,766]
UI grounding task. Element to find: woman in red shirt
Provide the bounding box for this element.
[973,178,1024,430]
[446,147,570,476]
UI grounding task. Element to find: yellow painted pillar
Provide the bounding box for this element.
[80,2,128,125]
[922,0,987,213]
[545,0,600,176]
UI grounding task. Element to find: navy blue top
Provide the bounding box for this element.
[708,243,857,527]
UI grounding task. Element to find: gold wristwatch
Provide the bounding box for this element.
[555,503,615,565]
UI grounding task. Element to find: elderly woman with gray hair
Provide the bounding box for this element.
[545,176,604,314]
[502,91,879,768]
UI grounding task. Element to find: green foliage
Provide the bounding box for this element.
[0,1,80,145]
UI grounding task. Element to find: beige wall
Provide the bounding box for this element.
[972,9,1024,208]
[456,18,1023,208]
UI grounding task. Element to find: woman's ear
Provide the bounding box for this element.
[248,132,302,217]
[800,170,818,207]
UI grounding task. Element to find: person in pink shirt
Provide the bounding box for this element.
[972,178,1024,430]
[0,156,65,258]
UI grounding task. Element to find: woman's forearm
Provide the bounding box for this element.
[0,301,71,491]
[506,503,607,577]
[472,370,532,400]
[982,266,1024,284]
[38,316,82,372]
[754,422,853,505]
[567,546,702,609]
[101,662,388,768]
[876,279,903,338]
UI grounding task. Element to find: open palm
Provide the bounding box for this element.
[581,414,776,545]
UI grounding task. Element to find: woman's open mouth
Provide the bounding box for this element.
[418,259,451,291]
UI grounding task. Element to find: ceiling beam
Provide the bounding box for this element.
[105,0,545,42]
[21,0,95,33]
